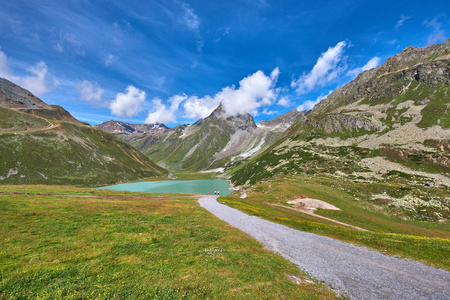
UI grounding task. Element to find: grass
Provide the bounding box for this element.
[0,122,167,186]
[0,107,49,131]
[221,176,450,270]
[0,185,341,299]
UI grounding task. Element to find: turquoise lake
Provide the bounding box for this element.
[98,179,232,196]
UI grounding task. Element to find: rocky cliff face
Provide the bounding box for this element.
[0,78,49,109]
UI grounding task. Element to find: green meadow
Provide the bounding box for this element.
[0,185,341,299]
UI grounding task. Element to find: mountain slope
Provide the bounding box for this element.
[0,78,167,185]
[230,40,450,221]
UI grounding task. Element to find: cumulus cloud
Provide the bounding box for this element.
[145,94,187,124]
[183,95,217,120]
[19,62,53,96]
[395,14,411,30]
[78,80,105,104]
[0,47,57,96]
[145,68,280,124]
[297,91,332,111]
[423,17,447,46]
[0,49,13,78]
[110,86,146,118]
[183,67,280,119]
[277,96,291,107]
[291,41,348,95]
[347,56,381,77]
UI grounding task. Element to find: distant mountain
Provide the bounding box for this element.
[94,120,169,135]
[97,104,308,171]
[259,109,311,130]
[231,39,450,188]
[0,78,167,185]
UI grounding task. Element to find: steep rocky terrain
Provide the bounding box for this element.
[95,120,169,135]
[231,40,450,221]
[0,78,167,185]
[97,105,309,171]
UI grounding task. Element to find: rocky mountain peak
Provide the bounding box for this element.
[0,78,49,109]
[200,103,257,131]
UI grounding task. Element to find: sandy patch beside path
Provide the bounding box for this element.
[287,198,340,210]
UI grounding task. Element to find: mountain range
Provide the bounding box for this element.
[95,105,310,171]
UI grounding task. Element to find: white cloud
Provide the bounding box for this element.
[187,68,279,118]
[222,68,279,116]
[297,91,332,111]
[183,95,217,120]
[395,15,411,30]
[0,49,13,78]
[423,17,447,46]
[347,56,381,77]
[291,41,348,95]
[0,47,56,97]
[54,32,85,56]
[215,27,231,42]
[180,2,203,54]
[262,108,277,115]
[277,96,290,107]
[19,62,52,96]
[181,3,200,31]
[146,68,280,123]
[110,86,146,118]
[145,94,187,124]
[78,80,104,103]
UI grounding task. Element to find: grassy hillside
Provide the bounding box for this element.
[0,121,167,186]
[0,185,340,299]
[0,107,49,130]
[0,78,167,186]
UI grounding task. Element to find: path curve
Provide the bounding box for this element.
[199,197,450,300]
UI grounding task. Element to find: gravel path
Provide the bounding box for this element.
[199,197,450,300]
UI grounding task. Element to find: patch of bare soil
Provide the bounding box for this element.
[287,197,340,211]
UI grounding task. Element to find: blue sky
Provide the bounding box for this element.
[0,0,449,126]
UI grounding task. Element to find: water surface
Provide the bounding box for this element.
[98,179,231,196]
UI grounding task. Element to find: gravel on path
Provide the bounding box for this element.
[199,197,450,300]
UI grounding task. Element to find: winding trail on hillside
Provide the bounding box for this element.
[199,197,450,300]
